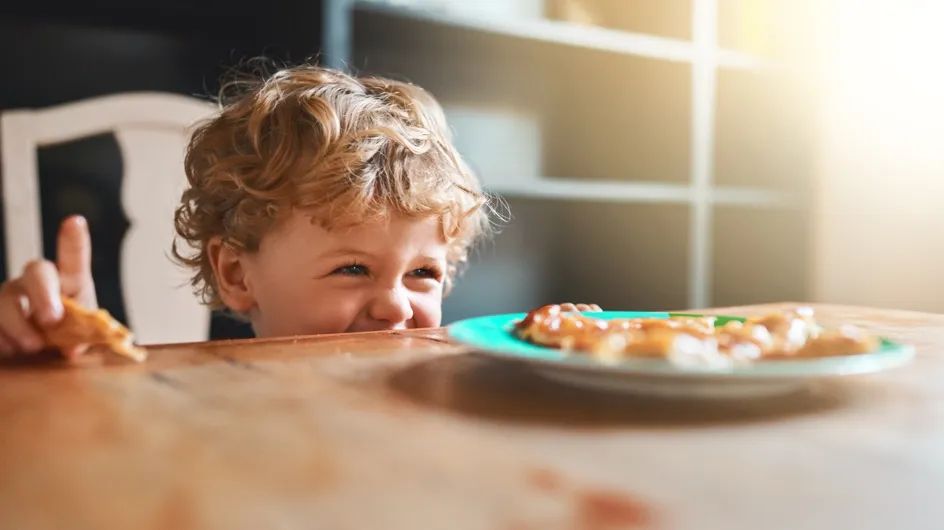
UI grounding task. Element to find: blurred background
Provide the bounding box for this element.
[0,0,941,341]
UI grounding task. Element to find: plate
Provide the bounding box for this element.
[446,311,915,399]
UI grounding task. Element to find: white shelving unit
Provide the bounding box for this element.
[351,0,769,70]
[321,0,809,313]
[458,179,797,208]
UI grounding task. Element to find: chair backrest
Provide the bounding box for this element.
[0,92,217,345]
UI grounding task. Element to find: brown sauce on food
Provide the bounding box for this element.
[514,304,880,364]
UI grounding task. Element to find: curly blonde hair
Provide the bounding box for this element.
[172,62,495,308]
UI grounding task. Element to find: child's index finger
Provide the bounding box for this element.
[56,216,92,279]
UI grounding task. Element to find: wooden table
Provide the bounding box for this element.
[0,303,941,530]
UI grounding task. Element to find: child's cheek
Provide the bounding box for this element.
[411,293,443,329]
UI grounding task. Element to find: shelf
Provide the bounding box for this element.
[345,0,806,311]
[545,0,691,41]
[483,179,800,208]
[553,201,691,311]
[352,1,769,70]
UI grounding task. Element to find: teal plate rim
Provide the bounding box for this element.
[446,311,915,378]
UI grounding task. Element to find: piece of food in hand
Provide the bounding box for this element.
[42,297,147,362]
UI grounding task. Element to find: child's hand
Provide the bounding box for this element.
[0,216,98,358]
[558,303,602,313]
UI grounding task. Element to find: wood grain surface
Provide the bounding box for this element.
[0,303,940,530]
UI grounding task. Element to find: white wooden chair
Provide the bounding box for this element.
[0,92,217,345]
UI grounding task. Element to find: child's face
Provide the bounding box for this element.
[222,212,448,337]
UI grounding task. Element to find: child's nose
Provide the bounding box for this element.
[368,286,414,325]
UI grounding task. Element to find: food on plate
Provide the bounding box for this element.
[42,297,147,362]
[513,304,879,367]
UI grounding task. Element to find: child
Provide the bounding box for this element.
[0,62,598,358]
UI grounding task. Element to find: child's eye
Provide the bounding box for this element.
[334,264,369,276]
[408,267,442,280]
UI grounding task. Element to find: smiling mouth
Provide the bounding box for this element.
[346,322,412,333]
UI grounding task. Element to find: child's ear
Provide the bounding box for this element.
[206,236,255,313]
